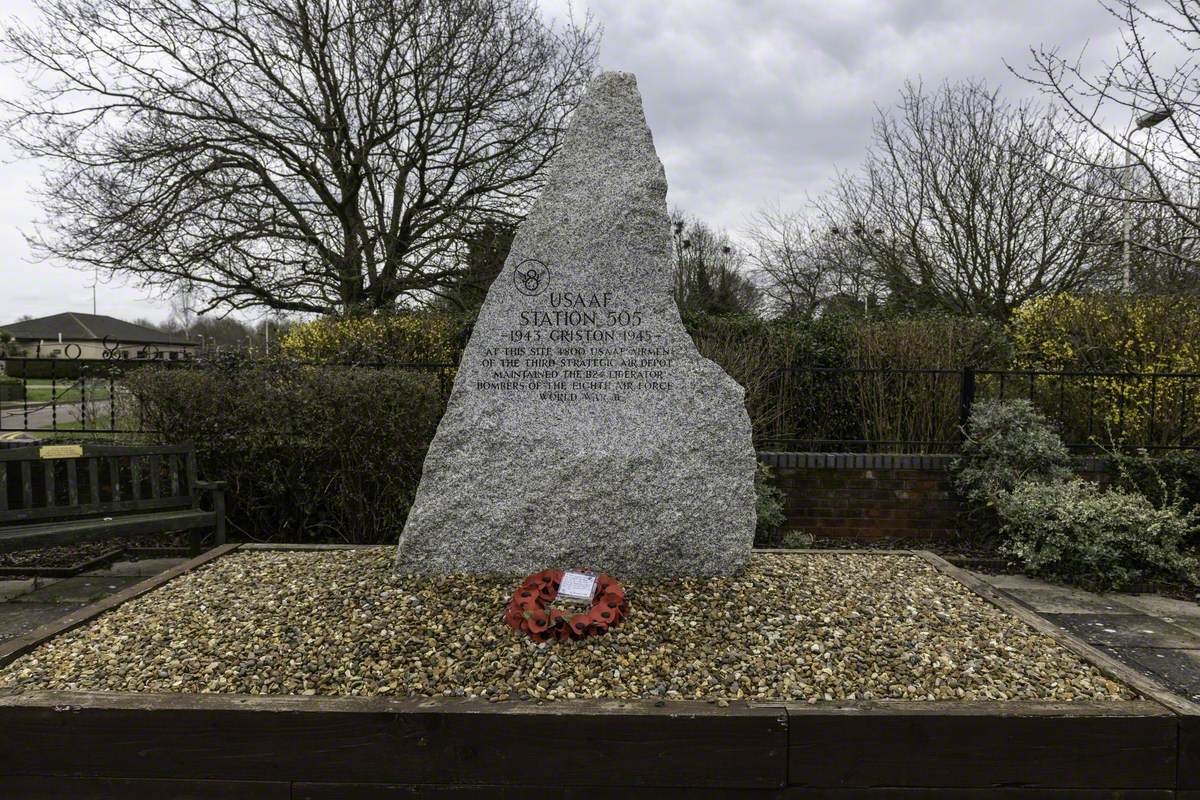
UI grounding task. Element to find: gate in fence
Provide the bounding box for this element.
[0,356,458,438]
[0,356,150,437]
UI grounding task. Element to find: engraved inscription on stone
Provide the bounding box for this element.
[475,278,671,403]
[512,258,551,297]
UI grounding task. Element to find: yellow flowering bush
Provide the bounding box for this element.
[1009,294,1200,446]
[280,313,460,364]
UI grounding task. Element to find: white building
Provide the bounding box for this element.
[0,312,197,361]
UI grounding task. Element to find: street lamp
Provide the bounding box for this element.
[1123,106,1174,290]
[1137,108,1174,129]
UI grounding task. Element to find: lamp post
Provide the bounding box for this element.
[1122,107,1173,290]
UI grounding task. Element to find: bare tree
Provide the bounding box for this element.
[436,219,517,314]
[745,204,881,319]
[818,80,1122,318]
[1019,0,1200,289]
[3,0,599,315]
[669,210,761,317]
[1127,180,1200,290]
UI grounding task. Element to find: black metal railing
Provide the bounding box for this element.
[759,366,1200,453]
[759,367,964,453]
[0,357,135,437]
[976,367,1200,451]
[3,355,1197,453]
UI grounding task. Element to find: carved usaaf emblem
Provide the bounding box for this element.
[512,258,550,297]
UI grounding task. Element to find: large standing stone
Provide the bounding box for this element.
[396,71,756,577]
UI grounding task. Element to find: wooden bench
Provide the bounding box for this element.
[0,444,226,556]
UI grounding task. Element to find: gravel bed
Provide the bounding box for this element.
[0,549,1135,703]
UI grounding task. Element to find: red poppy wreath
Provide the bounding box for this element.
[505,569,628,641]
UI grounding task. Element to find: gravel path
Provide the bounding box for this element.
[0,549,1135,702]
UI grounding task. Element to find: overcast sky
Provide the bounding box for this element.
[0,0,1125,326]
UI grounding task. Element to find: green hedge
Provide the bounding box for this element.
[997,478,1199,591]
[954,399,1200,590]
[0,374,23,402]
[124,362,445,544]
[1108,449,1200,535]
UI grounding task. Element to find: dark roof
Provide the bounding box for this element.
[0,313,195,347]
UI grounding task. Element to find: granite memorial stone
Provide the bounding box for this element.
[396,71,756,577]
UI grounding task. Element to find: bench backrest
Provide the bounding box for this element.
[0,444,198,524]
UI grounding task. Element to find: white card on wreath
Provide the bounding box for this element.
[557,571,598,604]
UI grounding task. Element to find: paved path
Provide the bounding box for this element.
[0,398,114,434]
[0,558,185,647]
[974,571,1200,707]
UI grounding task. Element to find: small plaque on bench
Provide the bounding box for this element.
[38,445,83,459]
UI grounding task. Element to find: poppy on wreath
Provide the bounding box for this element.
[505,569,628,641]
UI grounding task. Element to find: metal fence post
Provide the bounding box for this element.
[958,366,976,442]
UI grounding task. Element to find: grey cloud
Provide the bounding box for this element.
[577,0,1125,234]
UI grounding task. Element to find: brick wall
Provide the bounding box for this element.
[759,453,961,540]
[759,452,1109,540]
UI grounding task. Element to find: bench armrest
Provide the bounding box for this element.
[194,481,228,546]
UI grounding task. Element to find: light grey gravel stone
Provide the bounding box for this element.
[396,71,755,577]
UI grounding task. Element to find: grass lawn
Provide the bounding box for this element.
[33,427,149,441]
[18,380,113,404]
[31,420,92,432]
[31,414,148,439]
